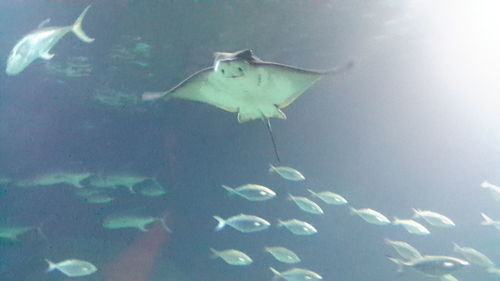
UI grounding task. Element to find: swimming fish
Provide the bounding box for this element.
[349,207,390,225]
[287,194,323,215]
[388,255,469,277]
[221,184,276,201]
[17,172,92,188]
[393,218,430,235]
[270,267,322,281]
[264,246,301,264]
[480,213,500,230]
[384,239,423,261]
[135,179,167,197]
[6,5,94,75]
[277,219,317,235]
[412,209,455,228]
[87,174,149,193]
[481,181,500,201]
[0,225,34,241]
[46,259,97,277]
[143,49,351,123]
[307,189,347,205]
[453,243,495,269]
[269,164,305,181]
[213,214,270,232]
[103,214,171,232]
[210,248,253,266]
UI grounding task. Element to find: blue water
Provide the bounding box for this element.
[0,1,499,281]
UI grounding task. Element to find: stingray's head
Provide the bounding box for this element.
[213,59,249,79]
[213,49,257,79]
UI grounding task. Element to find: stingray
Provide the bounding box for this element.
[143,49,352,161]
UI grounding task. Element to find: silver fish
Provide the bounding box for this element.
[221,184,276,201]
[264,246,301,264]
[46,259,97,277]
[270,267,322,281]
[210,248,252,266]
[288,194,323,215]
[213,214,270,233]
[6,5,94,75]
[277,219,317,235]
[269,164,305,181]
[388,255,469,277]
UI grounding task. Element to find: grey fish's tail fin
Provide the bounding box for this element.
[72,5,94,43]
[142,91,169,101]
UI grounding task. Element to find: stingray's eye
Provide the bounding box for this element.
[238,67,243,72]
[221,69,225,74]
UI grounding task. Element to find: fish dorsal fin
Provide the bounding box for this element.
[38,18,51,29]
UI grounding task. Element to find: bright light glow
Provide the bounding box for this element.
[418,0,500,119]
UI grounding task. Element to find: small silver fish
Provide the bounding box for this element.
[453,243,494,268]
[264,246,301,264]
[393,218,430,235]
[213,214,270,233]
[480,213,500,230]
[6,5,94,75]
[412,209,455,228]
[46,258,97,277]
[288,194,323,215]
[221,184,276,201]
[270,267,322,281]
[0,225,34,241]
[481,181,500,202]
[269,164,305,181]
[210,248,253,266]
[349,207,390,225]
[384,239,423,261]
[277,219,317,235]
[307,189,347,205]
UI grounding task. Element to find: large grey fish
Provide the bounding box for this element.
[6,5,94,75]
[143,49,352,123]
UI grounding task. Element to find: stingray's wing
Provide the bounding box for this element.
[143,67,227,106]
[257,60,353,108]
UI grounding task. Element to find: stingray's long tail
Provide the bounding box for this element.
[265,118,281,163]
[325,60,354,75]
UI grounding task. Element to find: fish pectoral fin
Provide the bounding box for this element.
[138,225,149,232]
[40,52,54,60]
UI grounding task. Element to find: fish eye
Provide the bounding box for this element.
[221,69,225,74]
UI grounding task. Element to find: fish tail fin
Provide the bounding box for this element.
[269,267,281,278]
[386,255,405,272]
[276,219,284,227]
[142,91,169,101]
[348,207,357,215]
[452,242,461,251]
[268,164,276,174]
[307,189,317,197]
[481,213,494,225]
[45,259,56,272]
[209,248,219,259]
[287,193,294,201]
[213,216,225,231]
[383,238,393,245]
[221,185,236,196]
[411,208,420,218]
[392,217,399,225]
[72,5,94,43]
[158,217,173,233]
